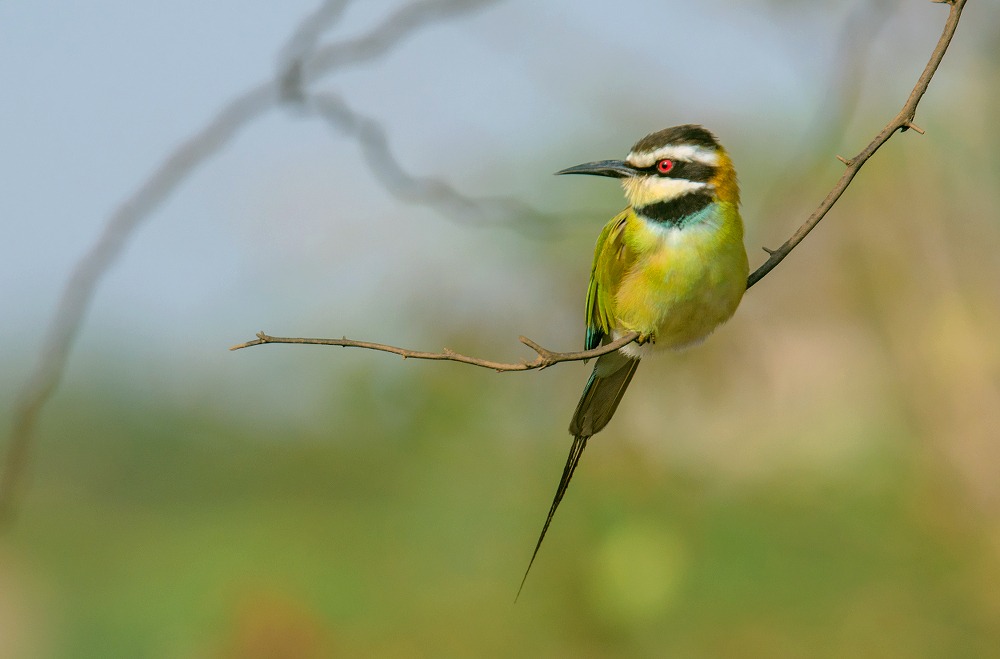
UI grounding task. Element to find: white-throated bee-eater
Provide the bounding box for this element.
[518,125,748,595]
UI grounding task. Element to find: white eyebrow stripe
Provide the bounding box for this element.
[627,145,720,168]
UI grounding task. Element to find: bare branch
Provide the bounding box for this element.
[747,0,967,289]
[230,331,641,372]
[277,0,354,103]
[278,0,353,69]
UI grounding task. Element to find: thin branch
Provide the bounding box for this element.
[230,332,642,372]
[277,0,354,103]
[746,0,966,289]
[278,0,353,71]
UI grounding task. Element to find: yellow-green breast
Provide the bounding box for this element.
[616,200,748,354]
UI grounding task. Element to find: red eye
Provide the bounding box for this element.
[656,159,674,174]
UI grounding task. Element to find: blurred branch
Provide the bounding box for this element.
[303,0,499,81]
[0,85,278,529]
[278,0,352,70]
[747,0,967,289]
[230,331,641,372]
[305,92,568,236]
[0,0,507,526]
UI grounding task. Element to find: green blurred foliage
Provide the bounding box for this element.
[5,349,1000,657]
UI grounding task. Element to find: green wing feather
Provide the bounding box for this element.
[585,209,632,350]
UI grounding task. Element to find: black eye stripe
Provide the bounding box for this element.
[642,160,716,182]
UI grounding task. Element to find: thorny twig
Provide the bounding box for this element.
[229,331,642,372]
[747,0,967,288]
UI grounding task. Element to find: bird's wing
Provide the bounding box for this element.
[585,209,633,351]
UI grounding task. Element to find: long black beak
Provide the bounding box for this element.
[555,159,637,179]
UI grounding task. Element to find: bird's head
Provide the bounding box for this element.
[557,125,739,224]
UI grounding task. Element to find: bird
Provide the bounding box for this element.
[517,125,749,596]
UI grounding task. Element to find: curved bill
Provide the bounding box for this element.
[555,159,637,178]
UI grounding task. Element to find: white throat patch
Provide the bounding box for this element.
[622,176,709,208]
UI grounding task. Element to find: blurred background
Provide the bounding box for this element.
[2,0,999,656]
